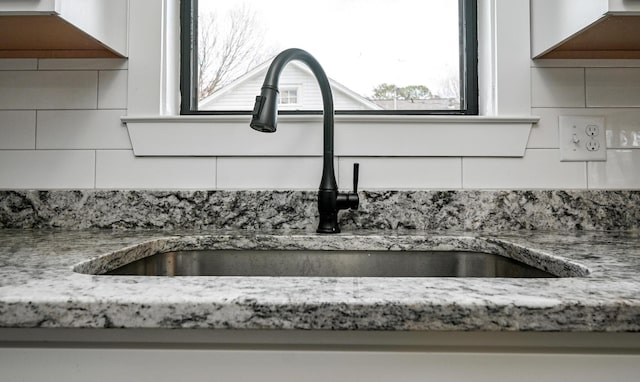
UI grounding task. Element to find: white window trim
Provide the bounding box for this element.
[124,0,537,157]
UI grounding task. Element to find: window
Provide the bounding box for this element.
[278,87,299,106]
[180,0,477,115]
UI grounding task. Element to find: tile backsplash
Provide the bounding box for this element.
[0,57,639,190]
[530,62,640,190]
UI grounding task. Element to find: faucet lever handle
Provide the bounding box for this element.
[336,163,360,212]
[353,162,359,193]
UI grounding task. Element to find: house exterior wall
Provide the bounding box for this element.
[200,64,376,111]
[0,3,639,190]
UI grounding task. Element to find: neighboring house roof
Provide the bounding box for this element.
[199,59,382,111]
[373,98,460,110]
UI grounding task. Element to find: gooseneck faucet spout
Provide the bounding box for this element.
[250,48,359,233]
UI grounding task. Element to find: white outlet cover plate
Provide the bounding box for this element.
[559,116,607,161]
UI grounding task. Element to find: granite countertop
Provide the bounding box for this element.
[1,229,639,332]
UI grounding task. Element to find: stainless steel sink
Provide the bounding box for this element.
[104,249,557,278]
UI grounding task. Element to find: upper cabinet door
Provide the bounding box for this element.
[531,0,640,59]
[0,0,128,58]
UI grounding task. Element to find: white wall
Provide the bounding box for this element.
[0,4,639,190]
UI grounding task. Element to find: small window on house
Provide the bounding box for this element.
[181,0,477,115]
[279,88,299,106]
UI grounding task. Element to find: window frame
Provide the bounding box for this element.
[180,0,478,116]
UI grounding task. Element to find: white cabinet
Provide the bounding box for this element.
[0,0,128,58]
[1,329,639,382]
[2,348,640,382]
[531,0,640,59]
[0,0,59,13]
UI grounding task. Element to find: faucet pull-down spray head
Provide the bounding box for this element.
[250,86,279,133]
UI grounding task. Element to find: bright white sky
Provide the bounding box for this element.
[200,0,459,98]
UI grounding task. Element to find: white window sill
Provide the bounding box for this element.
[121,114,539,157]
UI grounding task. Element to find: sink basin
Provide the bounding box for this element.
[103,249,556,278]
[75,234,589,278]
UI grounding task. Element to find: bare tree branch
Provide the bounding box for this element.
[198,5,274,100]
[436,71,460,99]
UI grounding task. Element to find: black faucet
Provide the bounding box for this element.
[250,48,359,233]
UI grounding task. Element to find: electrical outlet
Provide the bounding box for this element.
[559,116,607,161]
[586,139,600,151]
[585,124,599,137]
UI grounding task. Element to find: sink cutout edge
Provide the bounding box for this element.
[72,234,590,278]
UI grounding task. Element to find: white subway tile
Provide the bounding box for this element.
[0,59,37,70]
[603,110,640,149]
[586,68,640,107]
[217,157,322,189]
[531,68,585,108]
[98,70,128,109]
[338,157,462,190]
[588,150,640,189]
[462,149,587,189]
[528,108,562,149]
[609,127,640,150]
[95,150,216,189]
[0,71,97,110]
[38,59,128,70]
[0,111,36,149]
[0,150,95,189]
[37,110,130,149]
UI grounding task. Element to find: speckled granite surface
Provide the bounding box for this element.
[1,229,639,331]
[1,190,639,231]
